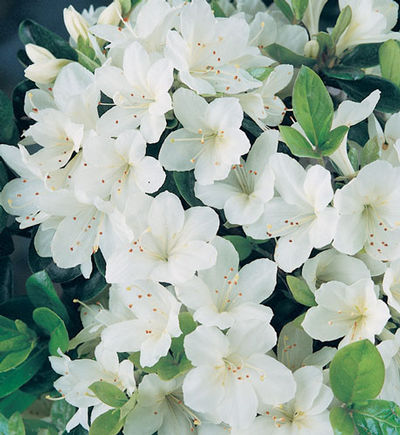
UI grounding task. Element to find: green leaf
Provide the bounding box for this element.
[273,0,294,22]
[0,343,47,398]
[316,32,335,59]
[32,308,69,356]
[89,409,123,435]
[50,400,76,432]
[0,91,19,145]
[323,66,365,81]
[329,407,355,435]
[329,339,385,404]
[241,117,263,138]
[19,20,77,61]
[77,36,97,62]
[292,0,309,21]
[352,399,400,435]
[319,126,349,156]
[0,390,36,418]
[248,67,273,82]
[120,394,137,420]
[89,381,128,408]
[360,137,380,167]
[262,44,316,68]
[286,275,316,307]
[210,0,226,17]
[76,51,100,73]
[62,269,108,302]
[341,43,382,68]
[0,413,8,435]
[8,412,25,435]
[331,6,352,44]
[223,236,253,261]
[293,66,334,146]
[26,271,70,325]
[0,258,12,304]
[379,39,400,87]
[24,419,58,435]
[0,229,14,258]
[279,126,319,158]
[337,75,400,113]
[94,251,106,277]
[173,171,203,207]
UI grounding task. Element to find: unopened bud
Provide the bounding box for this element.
[63,5,89,42]
[98,1,122,26]
[304,40,320,59]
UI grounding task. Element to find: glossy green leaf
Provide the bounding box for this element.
[0,390,36,418]
[379,39,400,87]
[223,236,253,261]
[0,343,47,398]
[316,32,335,59]
[293,66,333,146]
[173,171,203,207]
[341,43,382,68]
[323,66,365,81]
[263,44,316,68]
[0,258,12,305]
[89,409,123,435]
[286,275,316,307]
[8,412,25,435]
[279,126,319,158]
[89,381,128,408]
[273,0,294,22]
[19,19,77,61]
[0,413,8,434]
[62,269,108,302]
[241,117,263,138]
[329,407,355,435]
[0,91,19,145]
[26,271,70,325]
[93,251,106,277]
[360,137,380,167]
[24,419,58,435]
[20,361,57,395]
[337,75,400,113]
[32,308,69,356]
[292,0,309,20]
[319,126,349,156]
[329,339,385,404]
[331,6,352,43]
[353,400,400,435]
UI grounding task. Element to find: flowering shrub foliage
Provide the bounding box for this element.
[1,0,400,433]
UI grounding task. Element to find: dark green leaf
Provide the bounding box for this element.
[63,269,108,302]
[379,39,400,87]
[360,137,380,167]
[0,91,19,145]
[293,66,333,146]
[263,44,316,68]
[286,275,316,307]
[89,409,122,435]
[19,19,77,61]
[341,43,383,68]
[32,308,69,356]
[279,126,319,158]
[12,80,35,125]
[26,271,70,324]
[51,400,76,432]
[316,32,335,58]
[210,0,226,17]
[20,361,58,395]
[0,390,36,418]
[323,66,365,81]
[223,236,253,261]
[0,413,8,435]
[0,342,47,398]
[8,412,25,435]
[331,6,352,43]
[273,0,294,22]
[0,297,35,326]
[24,419,58,435]
[89,381,128,408]
[0,229,14,258]
[173,171,203,207]
[93,251,106,277]
[329,339,385,404]
[337,75,400,113]
[0,258,12,304]
[319,125,349,156]
[353,400,400,435]
[292,0,309,21]
[46,262,82,284]
[241,117,263,137]
[329,407,355,435]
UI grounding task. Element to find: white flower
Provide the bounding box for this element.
[124,374,202,434]
[377,330,400,404]
[336,0,400,55]
[175,237,277,329]
[64,5,90,42]
[49,344,135,431]
[333,160,400,261]
[106,191,219,285]
[96,41,173,143]
[159,88,250,185]
[383,259,400,314]
[302,0,329,36]
[194,130,277,225]
[97,1,122,26]
[164,0,263,95]
[245,153,338,272]
[302,248,371,293]
[255,366,333,435]
[368,112,400,166]
[182,321,296,429]
[101,281,181,367]
[302,278,390,347]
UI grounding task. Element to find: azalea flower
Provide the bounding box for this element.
[159,88,250,185]
[368,112,400,166]
[377,329,400,404]
[175,236,277,329]
[183,321,296,429]
[382,259,400,314]
[245,153,338,272]
[194,130,277,225]
[302,278,390,347]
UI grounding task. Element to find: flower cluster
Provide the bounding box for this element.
[1,0,400,433]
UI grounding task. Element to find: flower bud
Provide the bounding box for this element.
[304,40,320,59]
[24,44,70,84]
[63,5,89,42]
[98,1,122,26]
